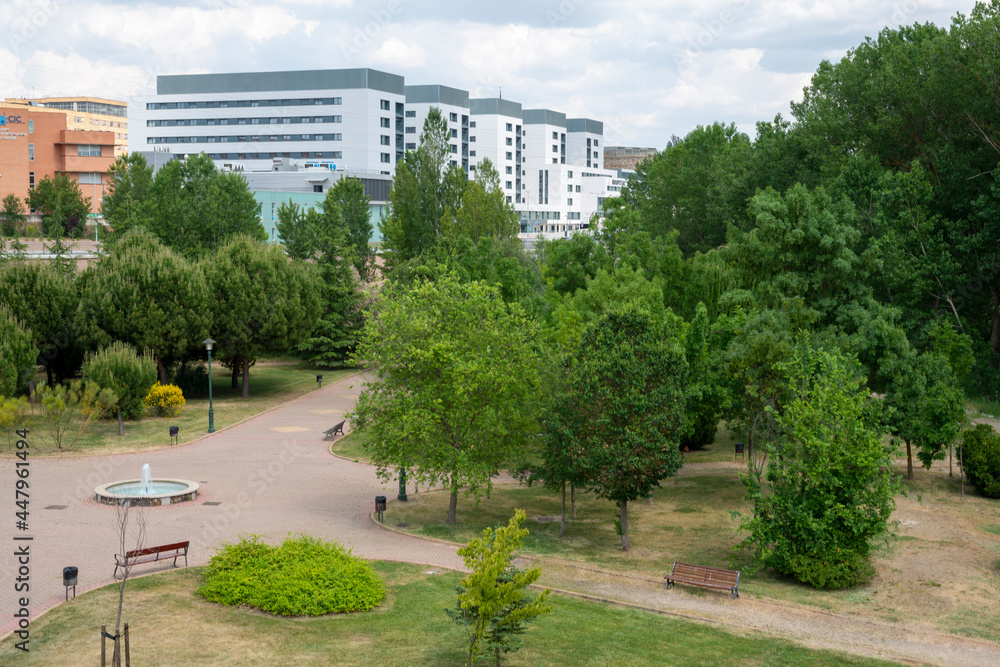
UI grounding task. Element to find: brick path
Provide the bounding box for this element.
[2,373,1000,666]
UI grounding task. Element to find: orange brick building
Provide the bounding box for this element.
[0,104,115,216]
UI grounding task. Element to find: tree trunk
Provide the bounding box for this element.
[495,646,502,667]
[45,364,53,387]
[447,476,458,524]
[116,405,124,437]
[26,380,36,403]
[571,482,576,520]
[241,355,250,398]
[231,363,239,390]
[156,357,167,385]
[619,499,630,551]
[906,439,914,480]
[560,482,566,538]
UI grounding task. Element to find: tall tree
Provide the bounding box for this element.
[553,307,687,551]
[351,275,541,523]
[0,261,80,384]
[275,200,319,260]
[27,174,91,238]
[1,194,26,237]
[325,177,375,281]
[146,153,266,258]
[77,228,211,383]
[451,158,519,242]
[738,346,899,589]
[204,235,321,397]
[0,305,37,398]
[102,152,154,234]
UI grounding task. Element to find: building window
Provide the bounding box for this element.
[568,198,573,205]
[470,121,476,128]
[568,184,573,192]
[405,127,416,134]
[469,136,476,142]
[451,144,458,154]
[552,131,558,140]
[552,158,557,164]
[332,97,342,104]
[380,99,390,110]
[506,123,513,131]
[506,181,512,189]
[595,140,599,147]
[313,184,324,193]
[576,185,581,192]
[451,129,458,138]
[568,171,573,178]
[29,172,34,188]
[506,137,513,146]
[381,118,390,128]
[332,116,342,123]
[552,145,558,152]
[381,135,391,145]
[506,166,512,174]
[332,151,342,158]
[449,112,458,122]
[28,143,34,161]
[332,133,342,140]
[469,150,476,157]
[506,151,513,160]
[594,151,599,159]
[406,142,416,150]
[405,110,416,117]
[381,153,391,163]
[27,120,33,134]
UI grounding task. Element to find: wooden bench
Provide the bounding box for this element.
[324,420,346,440]
[114,541,189,579]
[665,560,740,598]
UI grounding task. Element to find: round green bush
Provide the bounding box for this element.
[198,535,385,616]
[962,424,1000,499]
[784,548,876,590]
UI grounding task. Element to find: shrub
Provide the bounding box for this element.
[962,424,1000,499]
[143,382,186,417]
[199,535,385,616]
[171,363,209,398]
[785,548,876,590]
[82,342,157,420]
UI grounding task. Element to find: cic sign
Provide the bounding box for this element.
[0,115,24,126]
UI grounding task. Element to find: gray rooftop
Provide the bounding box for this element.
[470,97,522,119]
[567,118,603,134]
[405,84,469,108]
[522,109,566,127]
[157,68,405,95]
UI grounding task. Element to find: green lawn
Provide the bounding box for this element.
[8,364,358,458]
[0,564,896,666]
[329,428,371,463]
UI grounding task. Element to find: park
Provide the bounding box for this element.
[4,4,1000,664]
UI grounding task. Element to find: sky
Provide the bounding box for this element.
[0,0,978,149]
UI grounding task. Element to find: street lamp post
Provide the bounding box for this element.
[398,467,407,502]
[203,338,216,433]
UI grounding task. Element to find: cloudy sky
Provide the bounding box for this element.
[0,0,976,148]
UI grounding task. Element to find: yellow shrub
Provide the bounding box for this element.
[143,382,186,418]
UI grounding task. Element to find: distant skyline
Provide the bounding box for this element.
[0,0,975,148]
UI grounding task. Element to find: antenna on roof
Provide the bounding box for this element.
[499,85,502,99]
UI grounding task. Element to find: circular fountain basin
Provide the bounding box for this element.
[95,478,200,507]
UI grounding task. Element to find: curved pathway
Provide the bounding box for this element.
[1,373,998,666]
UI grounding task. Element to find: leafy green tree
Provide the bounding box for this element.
[145,153,266,258]
[77,228,211,383]
[380,108,466,272]
[296,209,365,369]
[537,233,610,297]
[275,200,319,261]
[351,275,541,523]
[82,342,157,435]
[960,424,1000,499]
[28,174,91,238]
[102,152,154,234]
[553,307,687,551]
[627,122,752,255]
[326,177,375,280]
[0,261,80,384]
[882,350,965,479]
[204,235,321,397]
[447,510,552,667]
[682,302,728,449]
[738,346,899,589]
[0,305,37,397]
[1,194,26,237]
[452,158,519,243]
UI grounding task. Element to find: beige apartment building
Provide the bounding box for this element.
[5,96,128,156]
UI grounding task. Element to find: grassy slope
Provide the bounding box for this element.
[0,564,895,666]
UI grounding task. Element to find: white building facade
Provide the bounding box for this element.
[129,67,623,242]
[128,68,406,175]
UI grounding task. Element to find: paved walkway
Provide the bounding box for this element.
[2,373,999,666]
